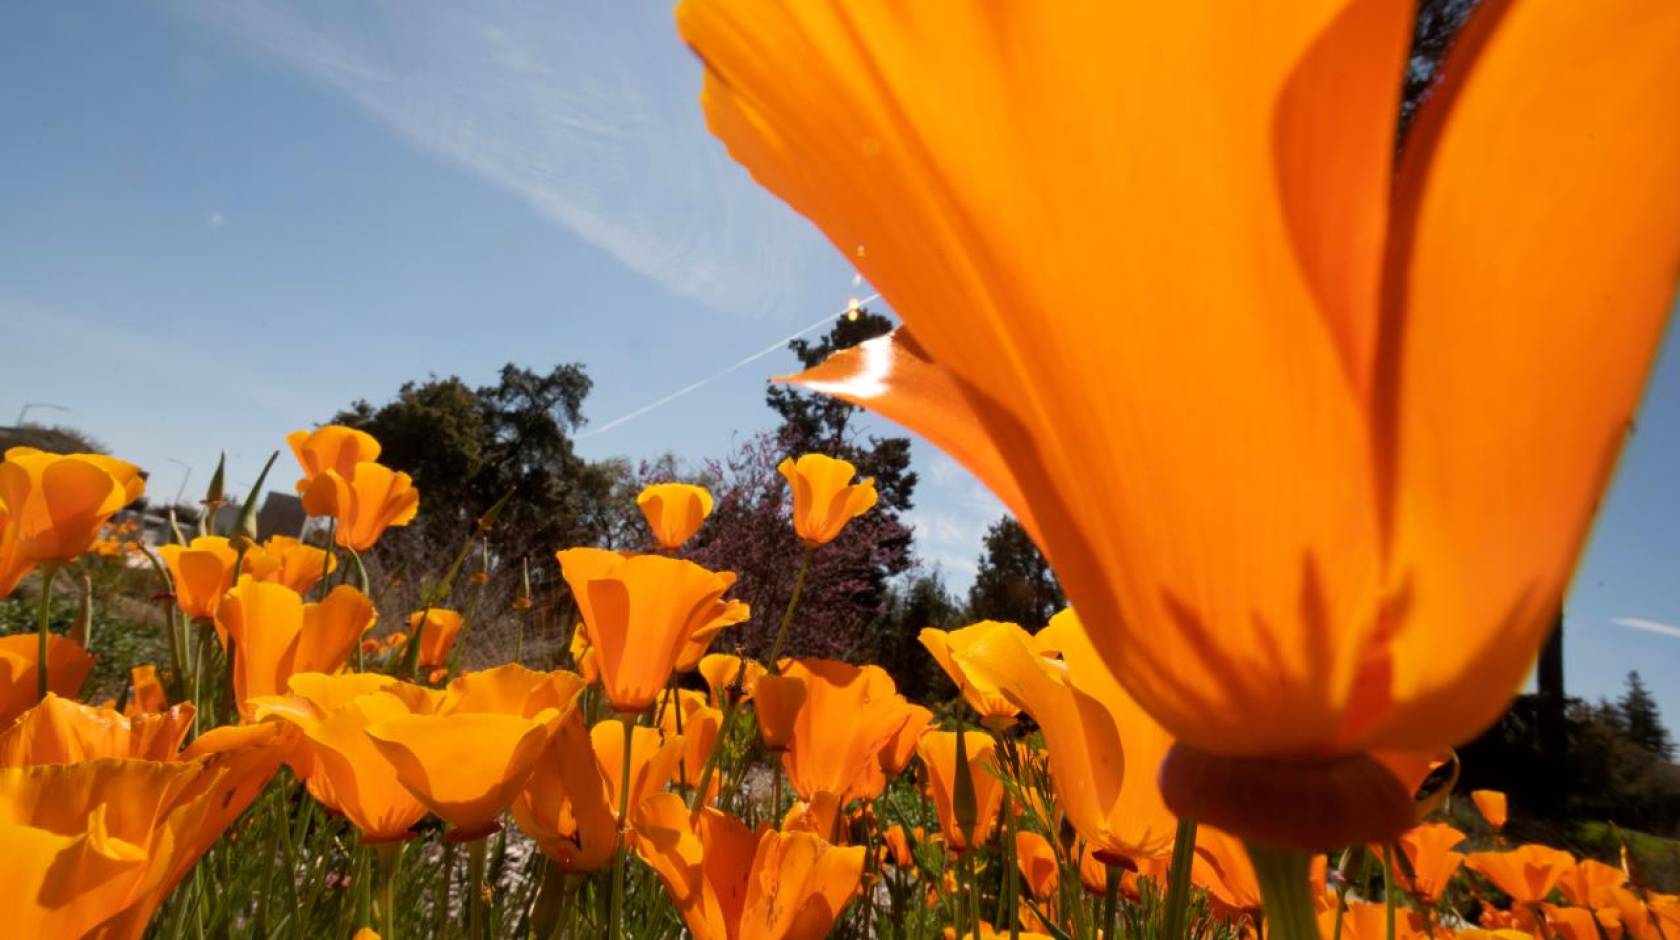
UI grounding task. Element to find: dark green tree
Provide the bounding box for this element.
[333,363,621,563]
[967,516,1065,628]
[1620,671,1674,761]
[873,572,965,703]
[765,308,917,512]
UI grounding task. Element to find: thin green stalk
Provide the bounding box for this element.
[355,844,373,936]
[764,545,813,673]
[316,520,337,601]
[434,840,457,940]
[1001,792,1019,939]
[1246,841,1319,940]
[377,841,404,940]
[1101,862,1120,940]
[1383,846,1397,940]
[689,691,742,813]
[1161,817,1200,940]
[468,837,489,940]
[967,846,981,940]
[34,561,60,700]
[609,716,635,940]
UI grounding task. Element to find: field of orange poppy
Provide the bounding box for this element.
[2,1,1679,939]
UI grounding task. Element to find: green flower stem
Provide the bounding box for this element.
[1000,791,1019,939]
[1101,861,1121,940]
[1247,841,1320,940]
[764,545,813,673]
[689,676,746,814]
[609,715,635,940]
[467,837,489,940]
[35,561,61,701]
[375,841,403,940]
[1383,845,1398,940]
[433,840,456,940]
[1162,817,1200,940]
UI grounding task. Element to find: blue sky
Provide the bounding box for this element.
[3,3,1676,726]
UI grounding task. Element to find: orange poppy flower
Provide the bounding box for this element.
[878,702,932,775]
[698,653,764,706]
[0,694,194,766]
[1472,789,1509,829]
[777,454,877,547]
[683,0,1680,845]
[0,634,94,728]
[0,709,289,939]
[1544,905,1619,940]
[0,447,143,563]
[246,670,401,790]
[632,792,866,940]
[1558,858,1628,909]
[157,535,240,621]
[302,690,431,842]
[591,718,684,826]
[365,665,584,841]
[556,548,747,713]
[302,462,419,552]
[882,823,914,869]
[674,598,751,675]
[781,790,844,843]
[1194,826,1328,918]
[103,721,292,938]
[657,692,722,801]
[215,580,377,719]
[920,621,1037,727]
[124,664,169,717]
[568,623,600,685]
[1016,830,1059,900]
[408,608,464,668]
[754,673,805,752]
[0,757,207,937]
[637,482,715,550]
[1466,844,1576,904]
[1321,901,1431,940]
[778,659,912,805]
[287,426,381,513]
[511,711,618,872]
[918,729,1004,852]
[1390,822,1467,904]
[242,534,336,594]
[956,609,1178,859]
[0,497,33,597]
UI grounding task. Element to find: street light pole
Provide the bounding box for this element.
[15,402,70,425]
[164,458,193,508]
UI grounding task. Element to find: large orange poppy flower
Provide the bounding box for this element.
[214,580,377,720]
[956,609,1178,860]
[0,447,143,564]
[0,634,94,729]
[678,0,1680,845]
[156,536,240,621]
[778,659,913,805]
[556,548,747,713]
[632,792,866,940]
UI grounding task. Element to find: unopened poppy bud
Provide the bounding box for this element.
[951,726,978,848]
[204,451,227,509]
[229,451,279,550]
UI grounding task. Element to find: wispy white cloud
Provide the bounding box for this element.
[207,209,224,229]
[905,455,1008,586]
[161,0,840,320]
[1612,617,1680,640]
